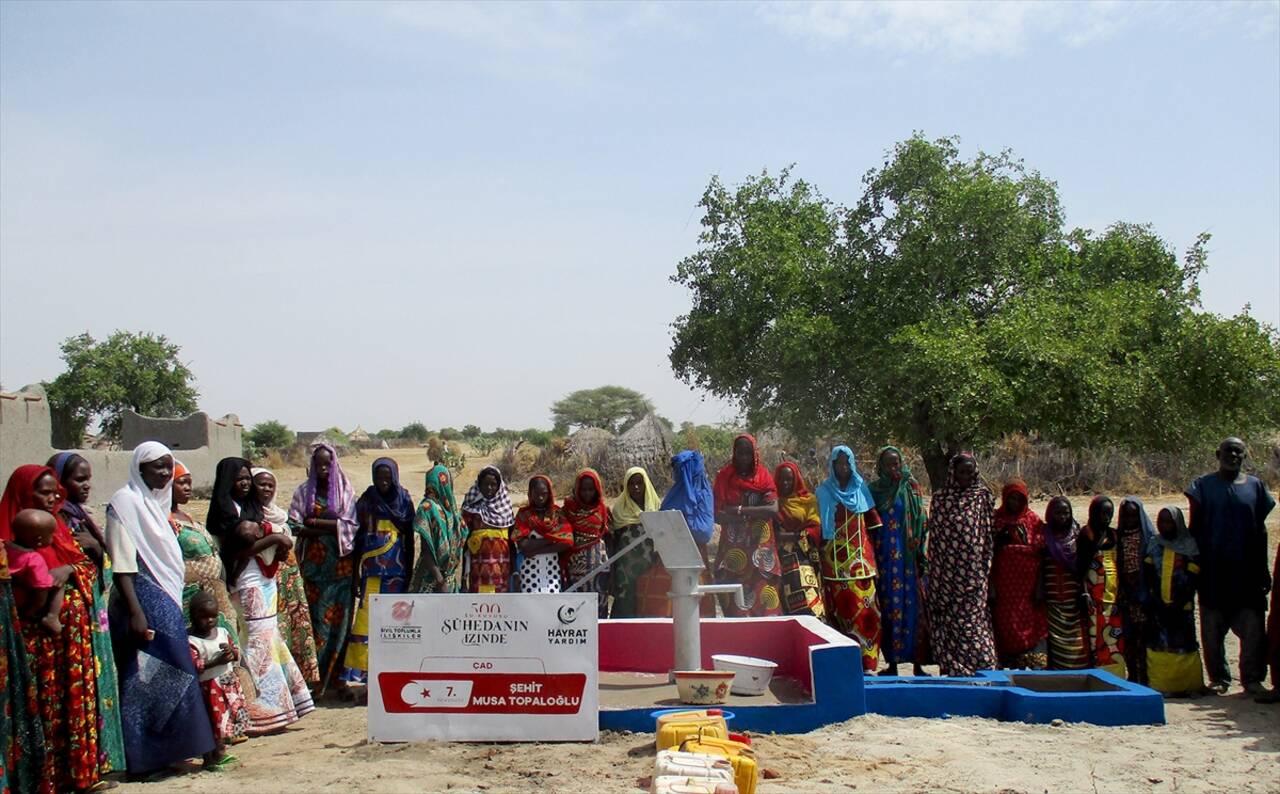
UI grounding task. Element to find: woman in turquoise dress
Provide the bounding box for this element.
[48,452,127,774]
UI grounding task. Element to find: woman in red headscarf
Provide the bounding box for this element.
[713,434,782,617]
[0,465,105,793]
[989,479,1049,669]
[561,469,611,617]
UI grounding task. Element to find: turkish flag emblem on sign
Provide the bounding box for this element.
[378,672,589,714]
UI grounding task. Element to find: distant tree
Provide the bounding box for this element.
[248,420,294,450]
[438,427,462,441]
[462,424,482,439]
[375,428,399,440]
[670,135,1280,488]
[46,331,199,446]
[551,386,659,434]
[400,422,430,443]
[519,428,553,446]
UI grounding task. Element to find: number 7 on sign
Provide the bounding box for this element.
[399,680,472,708]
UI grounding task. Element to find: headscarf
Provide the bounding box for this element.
[1044,495,1081,573]
[563,468,610,548]
[414,463,465,566]
[288,441,358,555]
[867,445,927,550]
[512,475,574,548]
[816,445,874,541]
[49,451,106,547]
[713,434,777,509]
[994,479,1043,546]
[251,466,291,533]
[774,461,821,542]
[358,457,416,532]
[611,466,660,528]
[1085,495,1117,550]
[206,456,263,538]
[461,466,515,528]
[660,451,715,545]
[107,442,185,606]
[1118,495,1156,548]
[1148,505,1197,577]
[0,463,87,567]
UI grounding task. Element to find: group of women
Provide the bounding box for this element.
[0,434,1253,790]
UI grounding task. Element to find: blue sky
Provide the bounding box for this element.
[2,1,1277,433]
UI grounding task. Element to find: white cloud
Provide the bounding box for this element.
[755,0,1272,58]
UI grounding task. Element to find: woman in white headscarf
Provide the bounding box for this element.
[105,441,215,777]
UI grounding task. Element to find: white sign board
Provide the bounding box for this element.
[367,593,598,742]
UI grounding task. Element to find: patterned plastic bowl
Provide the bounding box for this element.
[673,670,737,705]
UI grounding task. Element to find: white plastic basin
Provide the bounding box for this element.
[711,654,778,696]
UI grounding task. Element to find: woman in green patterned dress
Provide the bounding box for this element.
[410,464,466,593]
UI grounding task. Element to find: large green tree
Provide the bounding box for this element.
[551,386,658,434]
[670,135,1280,488]
[46,331,200,446]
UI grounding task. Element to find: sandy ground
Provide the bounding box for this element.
[133,448,1278,794]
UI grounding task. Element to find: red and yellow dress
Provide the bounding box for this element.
[713,436,783,618]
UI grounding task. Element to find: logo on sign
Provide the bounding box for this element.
[549,599,590,645]
[380,600,423,643]
[440,600,530,646]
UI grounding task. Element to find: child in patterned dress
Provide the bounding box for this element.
[188,590,250,767]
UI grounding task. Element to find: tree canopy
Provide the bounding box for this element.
[46,331,200,446]
[247,420,294,450]
[551,386,659,435]
[670,135,1280,488]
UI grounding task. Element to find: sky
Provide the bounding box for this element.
[2,1,1277,434]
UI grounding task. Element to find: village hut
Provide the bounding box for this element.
[599,414,676,491]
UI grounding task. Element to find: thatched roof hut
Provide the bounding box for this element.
[566,427,614,460]
[599,414,676,491]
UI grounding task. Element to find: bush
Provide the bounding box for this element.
[462,424,482,439]
[439,427,461,441]
[248,420,294,450]
[400,422,430,443]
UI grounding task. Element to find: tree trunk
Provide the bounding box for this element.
[921,442,952,493]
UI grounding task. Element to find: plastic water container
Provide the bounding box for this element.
[654,709,731,751]
[653,779,737,794]
[654,750,735,782]
[679,734,758,794]
[651,776,739,794]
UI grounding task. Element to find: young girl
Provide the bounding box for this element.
[1043,497,1092,670]
[1143,506,1204,696]
[5,509,64,634]
[512,476,573,594]
[461,467,516,594]
[1082,496,1126,677]
[188,590,250,767]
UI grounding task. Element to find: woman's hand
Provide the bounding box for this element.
[49,565,73,587]
[74,531,103,560]
[130,610,151,641]
[274,534,295,551]
[433,569,446,587]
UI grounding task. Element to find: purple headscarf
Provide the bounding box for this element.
[288,441,358,555]
[1044,495,1080,572]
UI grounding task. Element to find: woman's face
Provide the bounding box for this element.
[1050,499,1073,528]
[732,439,754,474]
[627,473,646,504]
[1092,498,1114,528]
[530,478,550,509]
[479,472,499,499]
[233,466,253,499]
[374,465,394,496]
[833,453,852,486]
[953,458,977,489]
[1157,509,1177,539]
[313,449,333,483]
[255,473,276,506]
[576,476,598,506]
[777,466,796,498]
[172,474,193,506]
[880,450,902,482]
[140,455,174,491]
[1004,491,1027,515]
[32,472,61,511]
[1118,501,1139,531]
[63,459,92,504]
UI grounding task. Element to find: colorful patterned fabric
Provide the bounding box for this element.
[109,566,214,775]
[466,527,512,594]
[1043,498,1091,670]
[867,447,928,665]
[59,508,126,775]
[410,465,466,593]
[608,467,661,617]
[1117,496,1155,684]
[773,462,826,621]
[1,542,45,794]
[294,496,355,694]
[816,446,874,542]
[289,443,359,556]
[461,466,515,529]
[189,629,250,743]
[513,476,574,595]
[991,480,1049,664]
[713,439,782,619]
[238,561,315,731]
[1086,541,1127,677]
[276,551,320,686]
[562,469,610,614]
[822,504,883,671]
[925,454,997,677]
